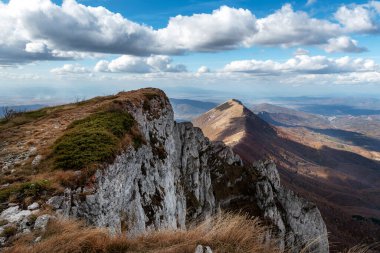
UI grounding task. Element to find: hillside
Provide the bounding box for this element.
[0,88,328,252]
[193,100,380,251]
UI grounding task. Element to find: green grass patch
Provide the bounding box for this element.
[0,108,48,128]
[0,180,51,203]
[0,225,17,238]
[52,110,134,170]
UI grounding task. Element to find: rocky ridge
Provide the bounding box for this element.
[0,88,328,252]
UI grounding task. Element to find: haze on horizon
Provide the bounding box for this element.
[1,0,380,104]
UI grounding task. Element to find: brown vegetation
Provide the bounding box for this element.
[4,213,375,253]
[5,213,282,253]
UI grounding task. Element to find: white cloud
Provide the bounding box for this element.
[197,66,211,74]
[94,55,187,73]
[0,0,377,65]
[323,36,367,53]
[0,0,259,64]
[223,55,378,75]
[25,41,48,53]
[156,6,257,52]
[51,64,91,75]
[335,2,380,33]
[251,4,341,47]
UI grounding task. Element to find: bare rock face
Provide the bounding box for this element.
[48,90,328,252]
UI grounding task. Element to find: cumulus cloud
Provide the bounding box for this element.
[323,36,367,53]
[251,4,341,47]
[223,55,378,75]
[156,6,257,52]
[94,55,187,73]
[0,0,259,64]
[51,64,91,75]
[0,0,377,65]
[335,2,380,33]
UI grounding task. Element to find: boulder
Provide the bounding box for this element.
[34,214,53,231]
[27,202,40,210]
[0,206,31,223]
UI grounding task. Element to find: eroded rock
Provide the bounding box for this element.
[0,206,31,223]
[45,90,328,252]
[34,214,53,231]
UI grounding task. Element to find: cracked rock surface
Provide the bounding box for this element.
[46,90,328,252]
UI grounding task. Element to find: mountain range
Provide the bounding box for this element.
[193,99,380,250]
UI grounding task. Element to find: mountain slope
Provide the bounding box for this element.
[193,100,380,251]
[0,88,328,252]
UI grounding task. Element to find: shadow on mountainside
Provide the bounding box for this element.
[305,127,380,152]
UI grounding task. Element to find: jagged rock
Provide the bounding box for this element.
[27,202,39,210]
[34,214,53,231]
[195,245,213,253]
[31,155,42,167]
[0,237,6,246]
[46,196,64,210]
[0,206,31,223]
[50,89,328,252]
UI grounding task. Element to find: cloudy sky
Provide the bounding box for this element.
[1,0,380,104]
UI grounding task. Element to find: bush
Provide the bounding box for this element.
[1,225,17,238]
[52,110,134,171]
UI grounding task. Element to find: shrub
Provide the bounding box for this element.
[52,110,134,171]
[1,225,17,238]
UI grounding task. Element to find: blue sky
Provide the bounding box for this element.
[1,0,380,105]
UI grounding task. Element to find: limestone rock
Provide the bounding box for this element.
[195,245,213,253]
[34,214,53,231]
[195,245,203,253]
[0,206,31,223]
[46,196,64,210]
[51,90,328,252]
[27,202,39,210]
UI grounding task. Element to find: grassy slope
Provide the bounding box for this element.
[0,88,164,210]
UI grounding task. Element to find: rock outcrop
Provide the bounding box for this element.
[42,89,328,252]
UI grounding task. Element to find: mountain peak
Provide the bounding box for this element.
[228,99,243,105]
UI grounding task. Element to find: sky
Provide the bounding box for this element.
[1,0,380,105]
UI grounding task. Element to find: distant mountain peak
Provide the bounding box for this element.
[193,99,274,147]
[228,99,243,105]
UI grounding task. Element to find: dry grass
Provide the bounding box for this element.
[343,243,380,253]
[3,213,377,253]
[0,88,164,206]
[5,213,281,253]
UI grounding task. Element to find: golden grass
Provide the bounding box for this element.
[5,213,281,253]
[3,212,376,253]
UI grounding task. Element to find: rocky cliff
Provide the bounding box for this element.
[0,88,328,252]
[46,89,328,252]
